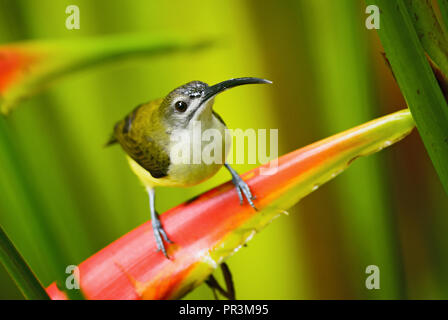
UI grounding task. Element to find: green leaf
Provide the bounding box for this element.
[404,0,448,78]
[0,116,85,300]
[0,224,49,300]
[368,0,448,195]
[437,0,448,30]
[0,34,212,114]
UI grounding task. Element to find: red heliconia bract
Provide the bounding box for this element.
[45,109,414,300]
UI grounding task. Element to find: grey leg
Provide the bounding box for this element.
[224,163,257,210]
[147,187,172,258]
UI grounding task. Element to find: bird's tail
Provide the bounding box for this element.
[104,132,118,147]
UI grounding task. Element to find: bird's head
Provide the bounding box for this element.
[158,77,272,129]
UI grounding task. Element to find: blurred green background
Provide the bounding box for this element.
[1,0,447,299]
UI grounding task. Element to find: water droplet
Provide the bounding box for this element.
[244,229,257,243]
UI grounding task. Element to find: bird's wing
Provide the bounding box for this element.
[118,133,170,179]
[105,103,142,147]
[113,103,170,179]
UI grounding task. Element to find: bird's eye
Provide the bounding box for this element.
[175,101,188,112]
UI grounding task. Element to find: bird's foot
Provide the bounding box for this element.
[228,170,257,210]
[152,217,173,259]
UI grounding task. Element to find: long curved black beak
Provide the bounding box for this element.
[201,77,272,104]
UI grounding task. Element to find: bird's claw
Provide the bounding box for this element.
[231,175,257,211]
[152,219,173,259]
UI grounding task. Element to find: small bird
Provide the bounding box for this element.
[107,77,271,258]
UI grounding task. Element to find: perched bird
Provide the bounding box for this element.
[107,77,271,258]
